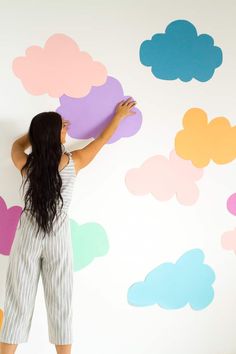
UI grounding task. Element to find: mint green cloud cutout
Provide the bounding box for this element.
[69,218,109,271]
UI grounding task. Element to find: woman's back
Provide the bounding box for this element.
[20,151,77,231]
[58,151,77,214]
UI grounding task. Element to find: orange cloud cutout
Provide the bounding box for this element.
[12,33,107,98]
[175,108,236,168]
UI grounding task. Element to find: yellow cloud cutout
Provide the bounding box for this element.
[175,108,236,168]
[0,308,3,330]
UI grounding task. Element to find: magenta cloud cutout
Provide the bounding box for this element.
[56,76,142,143]
[125,149,204,205]
[12,33,107,98]
[227,193,236,215]
[221,228,236,254]
[0,196,22,256]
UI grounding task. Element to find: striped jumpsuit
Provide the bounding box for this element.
[0,150,76,345]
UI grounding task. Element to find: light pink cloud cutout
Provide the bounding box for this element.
[221,228,236,254]
[125,149,204,205]
[12,33,107,98]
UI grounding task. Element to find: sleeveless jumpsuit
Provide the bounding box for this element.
[0,150,76,345]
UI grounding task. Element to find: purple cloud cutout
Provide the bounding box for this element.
[0,196,22,255]
[56,76,142,143]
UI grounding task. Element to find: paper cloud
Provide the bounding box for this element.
[125,149,203,205]
[0,308,3,329]
[139,19,222,82]
[221,228,236,254]
[175,108,236,168]
[127,249,215,310]
[226,193,236,216]
[0,196,22,255]
[70,218,109,271]
[12,33,107,98]
[56,76,142,143]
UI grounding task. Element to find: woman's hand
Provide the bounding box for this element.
[115,97,137,120]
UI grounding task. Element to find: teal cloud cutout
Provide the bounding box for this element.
[70,218,109,271]
[127,249,215,310]
[139,19,223,82]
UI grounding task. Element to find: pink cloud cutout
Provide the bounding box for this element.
[0,197,22,255]
[125,149,204,205]
[12,33,107,98]
[221,228,236,254]
[227,193,236,216]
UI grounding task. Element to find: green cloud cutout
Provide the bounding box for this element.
[70,218,109,271]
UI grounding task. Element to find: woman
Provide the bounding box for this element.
[0,97,136,354]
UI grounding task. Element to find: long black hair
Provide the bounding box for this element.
[19,111,65,239]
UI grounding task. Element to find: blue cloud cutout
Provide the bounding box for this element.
[127,249,215,310]
[139,19,223,82]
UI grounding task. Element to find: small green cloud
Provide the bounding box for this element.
[70,218,109,271]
